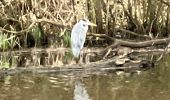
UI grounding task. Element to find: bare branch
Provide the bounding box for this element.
[115,28,151,39]
[88,33,115,41]
[0,22,36,34]
[158,0,170,6]
[0,18,68,35]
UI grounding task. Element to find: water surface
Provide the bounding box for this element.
[0,54,170,100]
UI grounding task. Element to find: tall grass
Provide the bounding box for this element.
[63,31,71,47]
[32,26,42,47]
[0,33,16,50]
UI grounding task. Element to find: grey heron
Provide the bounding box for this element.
[71,19,96,58]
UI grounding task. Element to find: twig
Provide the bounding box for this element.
[0,18,68,35]
[88,33,115,41]
[148,18,156,39]
[0,22,36,34]
[37,18,67,28]
[157,43,169,61]
[158,0,170,6]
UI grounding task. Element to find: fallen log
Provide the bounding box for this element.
[0,56,153,77]
[89,33,170,48]
[114,38,170,48]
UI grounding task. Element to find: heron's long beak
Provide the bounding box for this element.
[87,22,97,26]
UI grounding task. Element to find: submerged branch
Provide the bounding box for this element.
[0,57,151,76]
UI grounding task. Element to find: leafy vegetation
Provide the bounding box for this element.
[63,31,71,47]
[0,55,10,69]
[32,26,42,46]
[0,33,16,50]
[0,0,169,67]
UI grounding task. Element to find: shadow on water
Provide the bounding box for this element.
[0,54,170,100]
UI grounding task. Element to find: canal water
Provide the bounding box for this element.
[0,54,170,100]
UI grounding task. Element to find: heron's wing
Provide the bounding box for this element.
[78,23,88,49]
[79,28,87,49]
[71,23,88,57]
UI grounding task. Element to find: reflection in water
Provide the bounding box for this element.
[0,72,170,100]
[0,54,170,100]
[74,81,90,100]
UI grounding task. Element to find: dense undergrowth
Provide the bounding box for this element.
[0,0,169,68]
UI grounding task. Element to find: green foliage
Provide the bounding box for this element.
[65,51,74,59]
[59,29,66,37]
[63,31,71,47]
[0,61,10,69]
[0,33,16,50]
[32,26,42,46]
[0,56,10,69]
[63,51,74,64]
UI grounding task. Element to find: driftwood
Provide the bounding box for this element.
[112,38,170,48]
[88,34,170,49]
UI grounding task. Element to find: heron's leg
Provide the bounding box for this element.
[74,50,84,64]
[79,51,84,64]
[75,57,79,64]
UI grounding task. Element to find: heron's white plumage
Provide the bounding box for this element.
[71,20,88,57]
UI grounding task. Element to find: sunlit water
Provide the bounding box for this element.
[1,54,170,100]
